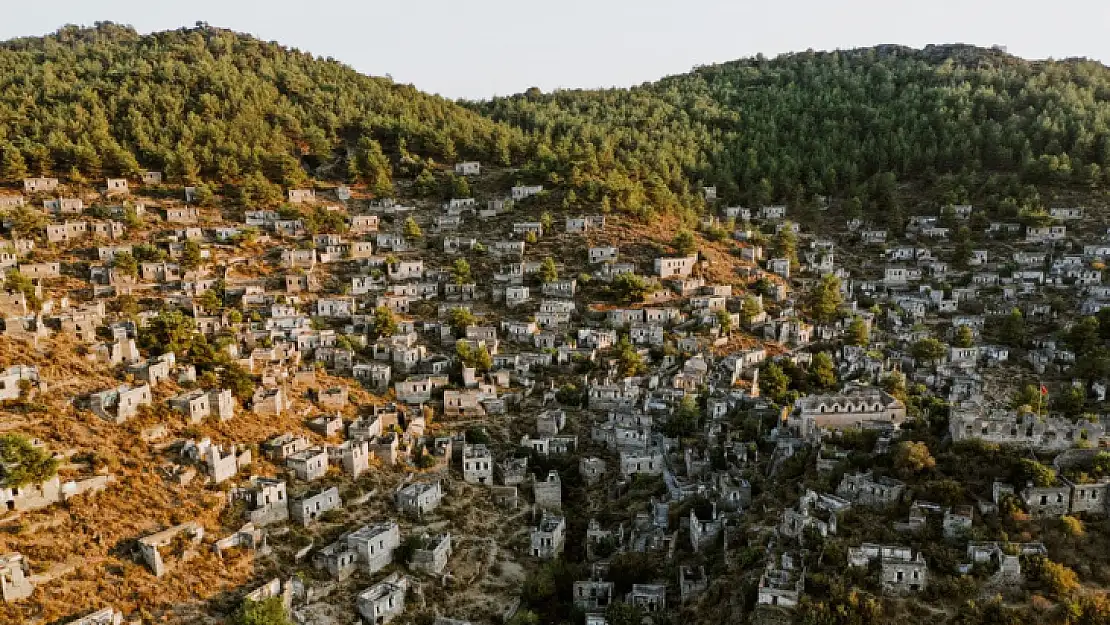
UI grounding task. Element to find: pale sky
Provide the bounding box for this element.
[3,0,1108,100]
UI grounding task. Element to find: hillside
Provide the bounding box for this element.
[5,26,1110,227]
[480,44,1110,218]
[6,25,1110,625]
[0,23,528,191]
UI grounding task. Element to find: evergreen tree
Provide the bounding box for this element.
[999,308,1027,347]
[740,296,762,326]
[808,274,843,324]
[539,257,558,283]
[403,216,423,239]
[847,316,870,346]
[954,325,974,348]
[451,259,472,284]
[809,352,837,389]
[772,223,798,270]
[0,144,28,183]
[759,363,789,402]
[112,251,138,277]
[672,229,697,256]
[372,306,398,339]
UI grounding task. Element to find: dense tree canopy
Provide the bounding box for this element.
[481,44,1110,220]
[3,27,1109,225]
[0,23,528,192]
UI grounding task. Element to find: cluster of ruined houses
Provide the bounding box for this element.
[5,171,1110,623]
[742,198,1110,608]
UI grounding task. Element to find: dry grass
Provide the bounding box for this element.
[0,332,537,624]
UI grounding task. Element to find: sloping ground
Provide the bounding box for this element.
[0,335,376,623]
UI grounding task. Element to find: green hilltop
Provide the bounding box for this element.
[3,24,1110,221]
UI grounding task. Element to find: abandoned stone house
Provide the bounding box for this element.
[308,413,344,438]
[128,353,176,387]
[574,579,614,612]
[290,487,342,526]
[627,584,667,612]
[232,477,290,526]
[357,572,409,625]
[0,365,42,402]
[263,433,310,461]
[252,387,286,416]
[194,440,251,484]
[511,185,543,200]
[166,207,199,224]
[168,389,234,423]
[943,506,974,539]
[411,533,452,574]
[1021,482,1074,517]
[620,450,664,477]
[349,214,380,234]
[347,521,401,575]
[0,552,33,602]
[314,538,361,581]
[679,565,708,602]
[137,171,162,185]
[287,446,329,481]
[536,409,567,436]
[498,457,529,486]
[1025,225,1066,243]
[689,506,723,552]
[394,374,448,403]
[138,522,204,577]
[758,553,804,608]
[314,520,399,582]
[505,285,531,307]
[589,246,619,264]
[462,444,493,484]
[579,457,607,485]
[848,544,928,594]
[353,362,392,391]
[520,434,577,457]
[288,188,315,203]
[395,480,443,517]
[533,470,562,510]
[281,249,316,270]
[512,222,544,238]
[0,471,61,513]
[837,471,905,507]
[88,383,152,423]
[328,440,371,479]
[62,608,126,625]
[542,279,576,299]
[18,262,59,280]
[654,255,698,278]
[23,177,58,193]
[565,216,593,233]
[318,385,349,410]
[104,178,129,195]
[530,511,566,559]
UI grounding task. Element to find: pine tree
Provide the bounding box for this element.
[539,257,558,283]
[0,145,28,183]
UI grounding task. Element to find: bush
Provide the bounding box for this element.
[1061,515,1084,538]
[234,597,290,625]
[465,427,490,445]
[0,434,58,488]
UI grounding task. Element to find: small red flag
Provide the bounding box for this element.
[1040,385,1048,395]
